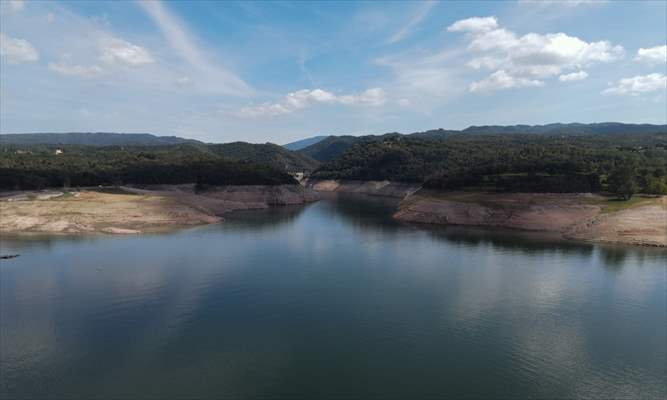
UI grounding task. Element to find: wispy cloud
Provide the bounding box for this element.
[558,70,588,82]
[98,36,154,66]
[603,73,666,96]
[470,70,544,92]
[48,62,104,78]
[236,88,386,118]
[0,32,39,63]
[137,0,252,96]
[373,47,468,113]
[386,1,437,44]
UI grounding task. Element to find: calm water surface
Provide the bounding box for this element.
[1,194,666,399]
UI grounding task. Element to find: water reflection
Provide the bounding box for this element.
[1,195,665,399]
[0,233,100,253]
[423,224,594,255]
[218,203,309,231]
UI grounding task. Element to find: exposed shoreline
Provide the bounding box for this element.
[394,191,667,248]
[2,181,665,247]
[0,184,318,236]
[308,179,666,247]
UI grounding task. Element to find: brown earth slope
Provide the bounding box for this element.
[0,184,318,235]
[394,191,666,247]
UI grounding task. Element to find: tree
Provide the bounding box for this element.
[608,164,639,200]
[645,176,667,195]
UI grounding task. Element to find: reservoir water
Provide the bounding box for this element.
[1,194,666,399]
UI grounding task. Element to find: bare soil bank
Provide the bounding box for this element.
[394,191,667,247]
[0,184,318,235]
[307,179,421,198]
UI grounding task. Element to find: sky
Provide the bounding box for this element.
[1,0,666,144]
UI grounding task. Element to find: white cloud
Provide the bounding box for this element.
[97,36,154,66]
[338,88,387,106]
[48,62,104,78]
[138,0,251,96]
[0,32,39,63]
[236,103,291,118]
[558,70,588,82]
[447,16,623,92]
[603,73,667,96]
[387,1,437,44]
[236,88,387,118]
[635,45,667,64]
[447,16,498,34]
[469,70,543,92]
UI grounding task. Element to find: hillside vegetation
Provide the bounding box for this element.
[298,123,667,162]
[0,143,298,189]
[311,132,667,196]
[210,142,319,172]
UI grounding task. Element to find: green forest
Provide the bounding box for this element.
[0,144,297,189]
[3,129,667,198]
[312,132,667,198]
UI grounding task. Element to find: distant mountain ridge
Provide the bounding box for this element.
[461,122,667,136]
[283,136,327,151]
[0,132,201,146]
[0,133,319,173]
[297,123,667,162]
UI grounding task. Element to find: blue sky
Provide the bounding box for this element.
[1,0,666,144]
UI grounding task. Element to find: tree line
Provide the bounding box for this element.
[0,144,296,190]
[311,133,667,199]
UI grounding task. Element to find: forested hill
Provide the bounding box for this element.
[0,143,297,189]
[311,132,667,196]
[209,142,320,172]
[0,132,201,147]
[298,135,378,162]
[1,139,320,189]
[3,138,318,173]
[298,123,667,162]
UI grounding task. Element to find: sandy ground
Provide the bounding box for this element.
[394,191,667,247]
[566,196,667,247]
[0,185,318,235]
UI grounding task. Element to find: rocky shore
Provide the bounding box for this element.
[0,184,318,235]
[394,191,667,247]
